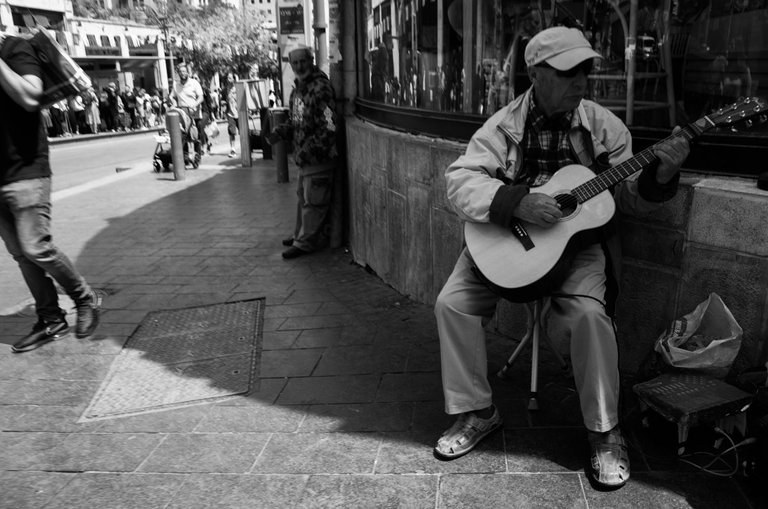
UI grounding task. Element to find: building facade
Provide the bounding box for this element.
[0,0,166,92]
[322,1,768,377]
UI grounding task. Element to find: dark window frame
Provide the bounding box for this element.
[354,98,767,177]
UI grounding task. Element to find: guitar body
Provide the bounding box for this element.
[465,164,615,300]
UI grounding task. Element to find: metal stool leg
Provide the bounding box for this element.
[528,300,542,410]
[497,299,568,411]
[496,302,536,379]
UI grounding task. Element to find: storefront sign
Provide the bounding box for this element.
[129,46,158,57]
[279,5,304,35]
[85,46,121,56]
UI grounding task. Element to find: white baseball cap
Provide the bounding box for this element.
[524,27,602,70]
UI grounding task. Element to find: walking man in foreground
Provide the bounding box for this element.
[0,31,101,352]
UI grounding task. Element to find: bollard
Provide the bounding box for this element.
[165,110,186,181]
[270,107,290,183]
[260,107,272,160]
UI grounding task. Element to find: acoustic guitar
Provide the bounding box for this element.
[465,97,768,302]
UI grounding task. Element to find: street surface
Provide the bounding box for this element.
[0,131,230,315]
[50,132,158,192]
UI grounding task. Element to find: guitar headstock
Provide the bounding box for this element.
[699,97,768,131]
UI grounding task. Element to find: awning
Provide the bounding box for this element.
[74,56,166,72]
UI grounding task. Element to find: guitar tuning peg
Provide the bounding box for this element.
[745,119,753,128]
[760,115,768,124]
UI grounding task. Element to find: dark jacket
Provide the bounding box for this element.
[287,67,338,171]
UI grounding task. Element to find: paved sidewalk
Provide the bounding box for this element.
[0,140,763,508]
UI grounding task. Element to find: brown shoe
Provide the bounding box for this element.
[588,427,630,489]
[281,237,294,247]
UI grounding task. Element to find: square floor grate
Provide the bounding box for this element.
[79,298,264,422]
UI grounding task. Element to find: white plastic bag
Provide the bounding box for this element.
[205,122,221,139]
[654,293,743,378]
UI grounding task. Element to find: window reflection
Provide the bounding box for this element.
[363,0,767,135]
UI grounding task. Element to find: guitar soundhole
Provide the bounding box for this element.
[555,193,578,217]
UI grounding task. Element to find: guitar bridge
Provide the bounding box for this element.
[511,221,535,251]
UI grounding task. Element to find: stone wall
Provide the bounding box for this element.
[346,117,768,375]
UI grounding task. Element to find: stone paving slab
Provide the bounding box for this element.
[0,141,763,508]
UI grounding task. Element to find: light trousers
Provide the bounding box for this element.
[434,244,619,433]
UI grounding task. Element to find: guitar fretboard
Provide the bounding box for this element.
[572,123,703,203]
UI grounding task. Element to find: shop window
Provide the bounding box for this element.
[359,0,768,173]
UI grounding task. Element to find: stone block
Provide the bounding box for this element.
[387,190,407,291]
[619,219,685,268]
[368,176,391,278]
[405,183,433,302]
[690,178,768,256]
[401,139,434,186]
[430,208,464,302]
[642,177,695,228]
[616,262,680,374]
[431,145,465,212]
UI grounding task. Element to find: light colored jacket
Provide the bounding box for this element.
[445,87,676,224]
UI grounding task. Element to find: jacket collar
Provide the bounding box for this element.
[496,87,590,143]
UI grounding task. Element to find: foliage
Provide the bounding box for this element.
[162,3,278,86]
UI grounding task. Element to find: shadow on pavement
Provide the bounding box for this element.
[0,162,762,508]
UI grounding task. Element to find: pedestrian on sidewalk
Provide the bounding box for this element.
[274,46,339,259]
[104,82,119,131]
[83,87,100,134]
[172,63,205,165]
[431,27,689,490]
[0,30,101,352]
[223,71,239,158]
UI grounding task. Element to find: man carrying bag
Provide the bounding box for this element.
[0,30,101,352]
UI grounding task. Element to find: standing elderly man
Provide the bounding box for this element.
[0,31,101,352]
[172,62,205,165]
[432,26,690,490]
[276,45,338,259]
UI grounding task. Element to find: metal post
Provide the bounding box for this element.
[236,81,251,167]
[270,107,290,183]
[313,0,329,74]
[626,0,638,126]
[165,110,186,180]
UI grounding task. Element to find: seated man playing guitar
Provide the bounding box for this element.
[433,26,690,490]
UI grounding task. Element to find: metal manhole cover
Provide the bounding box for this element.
[79,298,264,422]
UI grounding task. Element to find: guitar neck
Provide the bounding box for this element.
[573,122,704,203]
